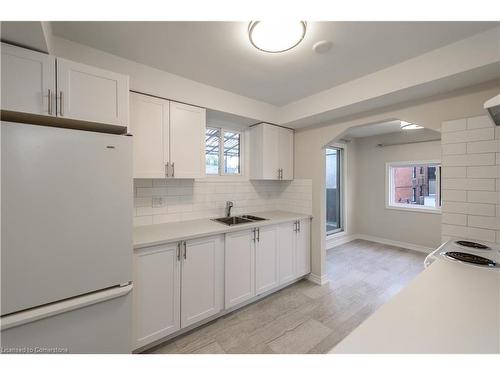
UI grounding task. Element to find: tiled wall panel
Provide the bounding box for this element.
[133,179,312,226]
[441,115,500,245]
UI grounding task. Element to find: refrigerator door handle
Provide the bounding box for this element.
[0,284,133,331]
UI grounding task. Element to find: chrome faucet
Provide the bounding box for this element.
[225,201,234,217]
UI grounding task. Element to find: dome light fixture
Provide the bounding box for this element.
[248,21,307,53]
[400,120,424,130]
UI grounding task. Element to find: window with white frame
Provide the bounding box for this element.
[386,161,441,212]
[205,127,242,176]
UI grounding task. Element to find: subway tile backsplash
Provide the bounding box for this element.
[441,115,500,245]
[133,178,312,226]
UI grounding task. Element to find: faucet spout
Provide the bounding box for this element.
[225,201,234,217]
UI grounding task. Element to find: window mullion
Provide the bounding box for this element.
[219,128,223,176]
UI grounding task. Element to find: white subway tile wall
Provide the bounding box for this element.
[133,179,313,226]
[441,115,500,245]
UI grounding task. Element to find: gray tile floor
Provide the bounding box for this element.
[147,239,425,354]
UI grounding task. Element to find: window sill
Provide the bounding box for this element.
[385,204,441,215]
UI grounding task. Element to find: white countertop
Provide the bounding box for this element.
[133,210,312,249]
[331,259,500,353]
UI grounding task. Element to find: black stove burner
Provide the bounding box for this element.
[455,240,490,250]
[445,251,496,267]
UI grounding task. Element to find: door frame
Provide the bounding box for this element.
[325,143,346,237]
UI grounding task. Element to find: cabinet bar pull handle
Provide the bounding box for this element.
[176,242,181,261]
[47,89,52,115]
[298,220,301,232]
[257,228,260,242]
[172,162,175,178]
[252,228,256,243]
[59,91,64,116]
[294,221,297,232]
[183,241,187,259]
[165,162,170,178]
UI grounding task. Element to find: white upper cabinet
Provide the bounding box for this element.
[169,102,206,179]
[56,58,129,126]
[129,93,206,179]
[249,123,294,180]
[295,219,311,277]
[129,92,169,179]
[180,235,223,328]
[255,225,279,295]
[278,127,294,180]
[1,44,129,127]
[1,43,56,116]
[133,243,180,350]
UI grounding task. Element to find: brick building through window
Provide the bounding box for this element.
[387,162,440,210]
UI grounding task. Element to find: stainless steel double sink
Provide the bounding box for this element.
[212,215,267,226]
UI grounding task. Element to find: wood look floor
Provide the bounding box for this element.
[147,240,425,354]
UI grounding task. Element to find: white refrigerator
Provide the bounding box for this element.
[1,122,133,353]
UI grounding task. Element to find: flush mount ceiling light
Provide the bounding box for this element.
[400,120,424,130]
[248,21,307,53]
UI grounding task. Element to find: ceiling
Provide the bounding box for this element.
[206,108,259,130]
[1,21,50,53]
[50,21,498,106]
[340,119,407,139]
[334,119,441,143]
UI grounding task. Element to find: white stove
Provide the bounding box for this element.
[425,239,500,272]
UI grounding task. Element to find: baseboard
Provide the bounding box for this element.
[326,233,358,250]
[353,234,433,254]
[307,273,329,286]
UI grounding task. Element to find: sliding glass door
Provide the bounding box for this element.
[326,148,342,235]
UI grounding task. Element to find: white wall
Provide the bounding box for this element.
[353,135,442,249]
[49,36,279,124]
[295,83,500,281]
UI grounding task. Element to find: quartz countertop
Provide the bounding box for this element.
[133,210,312,249]
[330,259,500,353]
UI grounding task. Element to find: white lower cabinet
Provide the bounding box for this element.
[133,243,180,349]
[255,225,279,295]
[224,229,255,309]
[133,235,223,349]
[295,219,311,277]
[181,235,224,328]
[278,221,296,284]
[133,218,310,350]
[278,218,311,283]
